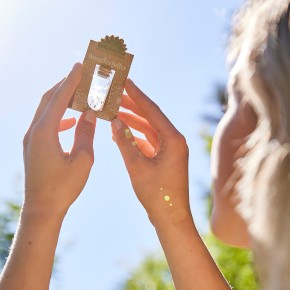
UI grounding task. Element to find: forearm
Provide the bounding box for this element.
[113,80,230,289]
[0,205,65,290]
[0,63,95,290]
[153,207,231,290]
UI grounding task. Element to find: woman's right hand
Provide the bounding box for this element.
[111,79,191,227]
[111,80,231,290]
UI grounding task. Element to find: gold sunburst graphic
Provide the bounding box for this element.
[99,35,127,56]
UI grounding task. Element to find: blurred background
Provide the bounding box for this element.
[0,0,259,289]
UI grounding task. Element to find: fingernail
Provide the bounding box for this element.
[111,119,123,134]
[72,62,81,71]
[84,110,96,124]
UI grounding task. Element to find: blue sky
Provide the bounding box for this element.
[0,0,242,289]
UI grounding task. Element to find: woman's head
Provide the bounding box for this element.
[226,0,290,288]
[229,0,290,132]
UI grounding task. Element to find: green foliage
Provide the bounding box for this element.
[122,255,174,290]
[203,233,259,290]
[0,201,21,268]
[200,132,213,154]
[202,188,258,289]
[122,233,259,290]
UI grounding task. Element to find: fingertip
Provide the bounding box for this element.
[125,78,135,90]
[70,117,77,127]
[59,117,77,132]
[72,62,83,72]
[84,110,96,125]
[111,119,134,144]
[68,62,83,83]
[68,117,77,127]
[125,78,144,100]
[126,78,134,84]
[117,111,126,120]
[68,116,77,122]
[71,111,96,160]
[75,111,96,137]
[111,118,125,135]
[111,118,143,167]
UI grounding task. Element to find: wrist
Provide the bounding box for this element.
[148,205,195,232]
[22,200,67,222]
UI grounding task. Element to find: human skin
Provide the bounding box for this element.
[210,75,258,248]
[112,79,231,290]
[0,65,234,289]
[0,63,96,290]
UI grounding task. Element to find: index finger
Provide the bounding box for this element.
[26,79,64,135]
[40,63,83,131]
[125,79,178,138]
[121,94,145,118]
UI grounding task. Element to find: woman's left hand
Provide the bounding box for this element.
[23,63,96,216]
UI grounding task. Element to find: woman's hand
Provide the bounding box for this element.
[111,79,190,227]
[111,80,231,290]
[0,63,97,290]
[23,63,96,216]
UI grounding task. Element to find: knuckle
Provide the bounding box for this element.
[42,91,51,103]
[23,121,49,148]
[30,123,47,142]
[153,103,162,113]
[170,132,189,154]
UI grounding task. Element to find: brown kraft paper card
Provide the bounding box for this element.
[69,36,134,121]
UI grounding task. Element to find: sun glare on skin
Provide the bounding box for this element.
[164,195,170,202]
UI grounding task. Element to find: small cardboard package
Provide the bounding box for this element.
[69,36,134,121]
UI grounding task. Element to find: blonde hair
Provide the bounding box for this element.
[228,1,290,289]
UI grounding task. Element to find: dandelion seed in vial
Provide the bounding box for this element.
[87,65,115,111]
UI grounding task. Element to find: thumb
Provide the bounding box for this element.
[71,110,96,165]
[111,118,143,172]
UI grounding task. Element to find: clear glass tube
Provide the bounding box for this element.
[87,64,115,111]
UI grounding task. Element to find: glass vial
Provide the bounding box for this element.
[87,64,115,111]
